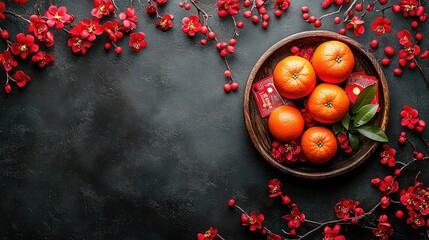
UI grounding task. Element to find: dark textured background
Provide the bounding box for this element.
[1,0,428,239]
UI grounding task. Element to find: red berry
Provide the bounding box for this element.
[226,45,235,53]
[224,70,231,78]
[261,21,269,29]
[393,68,402,76]
[415,32,423,41]
[301,6,309,13]
[200,25,208,34]
[1,30,9,40]
[220,49,228,57]
[400,132,406,137]
[231,82,239,91]
[355,3,363,11]
[348,10,354,16]
[411,21,419,28]
[115,46,122,55]
[4,84,12,94]
[381,58,390,66]
[384,46,395,56]
[392,4,401,13]
[262,14,270,21]
[334,17,341,24]
[243,10,252,18]
[236,21,244,28]
[370,39,379,48]
[308,16,316,23]
[282,195,291,205]
[243,0,251,7]
[216,42,222,50]
[220,42,228,49]
[258,7,267,14]
[339,28,346,35]
[290,229,296,236]
[302,13,310,20]
[398,136,406,144]
[394,169,401,176]
[274,9,283,17]
[261,229,267,235]
[104,42,112,50]
[224,83,232,93]
[184,3,191,10]
[290,46,300,54]
[314,19,322,28]
[228,199,236,207]
[229,38,236,46]
[379,0,387,4]
[208,31,216,39]
[252,15,259,23]
[200,39,207,45]
[322,0,330,8]
[395,210,404,219]
[178,2,184,7]
[416,152,424,160]
[398,58,407,67]
[335,0,343,5]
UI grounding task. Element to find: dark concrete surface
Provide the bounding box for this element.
[0,0,428,239]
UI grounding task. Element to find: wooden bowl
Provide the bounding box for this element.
[243,31,390,179]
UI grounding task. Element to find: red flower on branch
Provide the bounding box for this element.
[10,33,39,59]
[12,70,31,88]
[217,0,241,18]
[79,18,104,42]
[373,215,393,240]
[103,20,124,42]
[44,6,72,29]
[182,15,201,36]
[155,14,174,31]
[241,211,264,231]
[379,176,399,195]
[119,7,138,33]
[407,211,425,229]
[380,145,396,167]
[337,133,353,153]
[400,105,419,128]
[0,2,6,20]
[31,51,54,67]
[346,16,365,37]
[400,0,419,17]
[68,35,92,54]
[282,204,305,229]
[91,0,114,18]
[371,17,391,36]
[323,224,345,240]
[335,198,359,221]
[197,227,217,240]
[268,179,282,198]
[28,15,48,40]
[129,32,147,52]
[0,50,18,72]
[274,0,291,10]
[267,233,282,240]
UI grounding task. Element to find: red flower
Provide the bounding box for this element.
[378,176,399,195]
[146,4,157,15]
[301,100,316,127]
[119,7,138,33]
[421,50,429,59]
[335,198,359,221]
[268,233,282,240]
[182,15,201,37]
[370,17,391,36]
[28,15,48,40]
[380,145,396,167]
[399,42,420,60]
[91,0,114,18]
[346,16,365,37]
[155,0,168,5]
[400,0,419,17]
[323,224,345,240]
[10,33,39,59]
[12,70,31,88]
[41,31,54,47]
[217,0,240,17]
[282,204,305,229]
[68,36,92,54]
[31,51,54,67]
[79,18,104,42]
[400,105,419,127]
[400,182,421,210]
[0,2,6,20]
[44,5,71,29]
[373,215,393,240]
[129,32,147,52]
[241,211,264,231]
[337,133,353,153]
[397,29,412,46]
[274,0,291,10]
[13,0,27,4]
[197,227,217,240]
[0,50,18,71]
[155,14,174,31]
[271,140,305,163]
[268,179,282,198]
[103,20,124,43]
[407,211,425,229]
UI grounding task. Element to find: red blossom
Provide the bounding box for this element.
[301,100,316,127]
[103,20,124,42]
[271,140,305,163]
[399,42,420,60]
[267,233,282,240]
[337,133,353,153]
[0,2,6,20]
[322,224,345,240]
[397,29,412,46]
[197,227,217,240]
[0,50,18,72]
[182,15,201,37]
[400,183,420,210]
[79,18,104,42]
[380,145,396,167]
[28,15,48,40]
[373,215,393,240]
[31,51,54,67]
[67,36,92,54]
[155,14,174,31]
[241,211,264,231]
[274,0,291,10]
[12,70,31,88]
[146,4,157,15]
[119,7,138,33]
[421,50,429,59]
[41,31,55,47]
[370,17,391,36]
[346,16,365,37]
[407,211,425,229]
[129,32,147,52]
[268,179,282,198]
[10,33,39,59]
[282,204,305,229]
[217,0,240,17]
[91,0,114,18]
[378,176,399,195]
[400,0,419,17]
[44,5,71,29]
[13,0,27,4]
[335,198,359,221]
[400,105,419,127]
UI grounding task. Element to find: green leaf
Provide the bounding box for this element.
[356,125,389,142]
[332,123,343,135]
[341,112,351,130]
[352,84,377,114]
[352,104,378,128]
[348,133,359,152]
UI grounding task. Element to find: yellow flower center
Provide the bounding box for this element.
[19,45,28,51]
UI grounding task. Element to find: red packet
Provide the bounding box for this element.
[252,76,285,118]
[345,72,380,111]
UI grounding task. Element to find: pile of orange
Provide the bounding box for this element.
[268,40,355,164]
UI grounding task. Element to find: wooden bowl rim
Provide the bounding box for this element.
[243,30,390,179]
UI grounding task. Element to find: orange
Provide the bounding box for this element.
[301,126,338,164]
[273,55,317,99]
[268,105,304,142]
[307,83,350,124]
[312,40,355,83]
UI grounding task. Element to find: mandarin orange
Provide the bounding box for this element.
[268,105,304,142]
[301,126,338,164]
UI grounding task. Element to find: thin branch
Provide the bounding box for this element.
[319,5,343,20]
